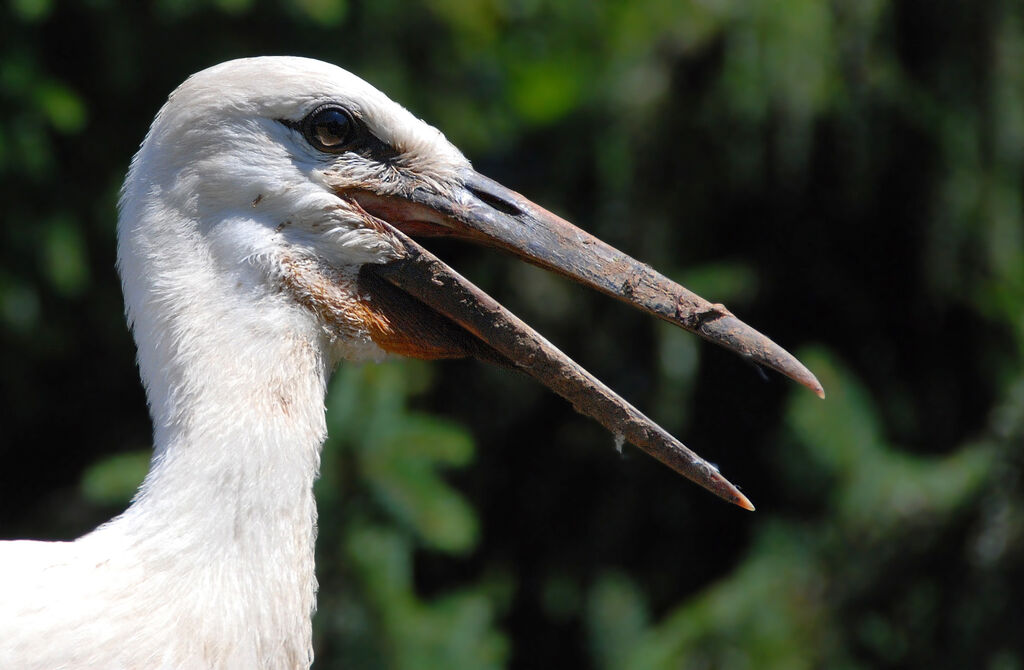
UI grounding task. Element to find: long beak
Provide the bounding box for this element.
[352,168,823,510]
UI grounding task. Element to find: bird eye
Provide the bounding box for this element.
[303,106,355,152]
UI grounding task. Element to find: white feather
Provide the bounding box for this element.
[0,57,470,669]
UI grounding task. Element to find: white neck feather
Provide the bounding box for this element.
[0,57,436,669]
[0,202,336,669]
[106,197,331,667]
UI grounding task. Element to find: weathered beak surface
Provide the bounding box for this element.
[350,168,823,510]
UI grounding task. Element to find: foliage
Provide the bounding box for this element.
[314,361,509,669]
[2,0,1023,668]
[586,350,1016,669]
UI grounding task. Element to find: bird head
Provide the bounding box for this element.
[118,56,822,508]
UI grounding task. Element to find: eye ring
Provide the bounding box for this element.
[301,105,356,153]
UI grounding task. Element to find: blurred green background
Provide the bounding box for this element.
[2,0,1023,668]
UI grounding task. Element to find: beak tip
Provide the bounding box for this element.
[802,375,826,399]
[714,474,756,511]
[802,371,826,399]
[778,355,825,399]
[736,494,756,512]
[695,315,823,401]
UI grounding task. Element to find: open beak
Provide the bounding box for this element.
[347,167,823,510]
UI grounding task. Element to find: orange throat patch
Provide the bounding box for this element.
[279,255,505,364]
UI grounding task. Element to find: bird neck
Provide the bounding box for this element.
[110,208,333,656]
[121,231,330,536]
[124,319,329,555]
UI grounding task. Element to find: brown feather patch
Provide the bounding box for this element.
[355,267,510,366]
[279,254,508,366]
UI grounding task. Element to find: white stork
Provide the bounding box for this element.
[0,57,822,669]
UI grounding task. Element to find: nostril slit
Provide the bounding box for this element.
[468,186,523,217]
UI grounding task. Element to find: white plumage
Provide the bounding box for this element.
[0,57,821,670]
[0,57,470,670]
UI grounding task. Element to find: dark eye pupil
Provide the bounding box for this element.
[308,108,352,150]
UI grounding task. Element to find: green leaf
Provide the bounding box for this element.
[365,452,479,553]
[679,262,758,305]
[293,0,347,26]
[785,348,993,525]
[80,451,150,506]
[387,414,475,466]
[586,572,649,670]
[34,82,87,134]
[345,525,507,670]
[42,215,90,297]
[510,59,586,124]
[11,0,52,22]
